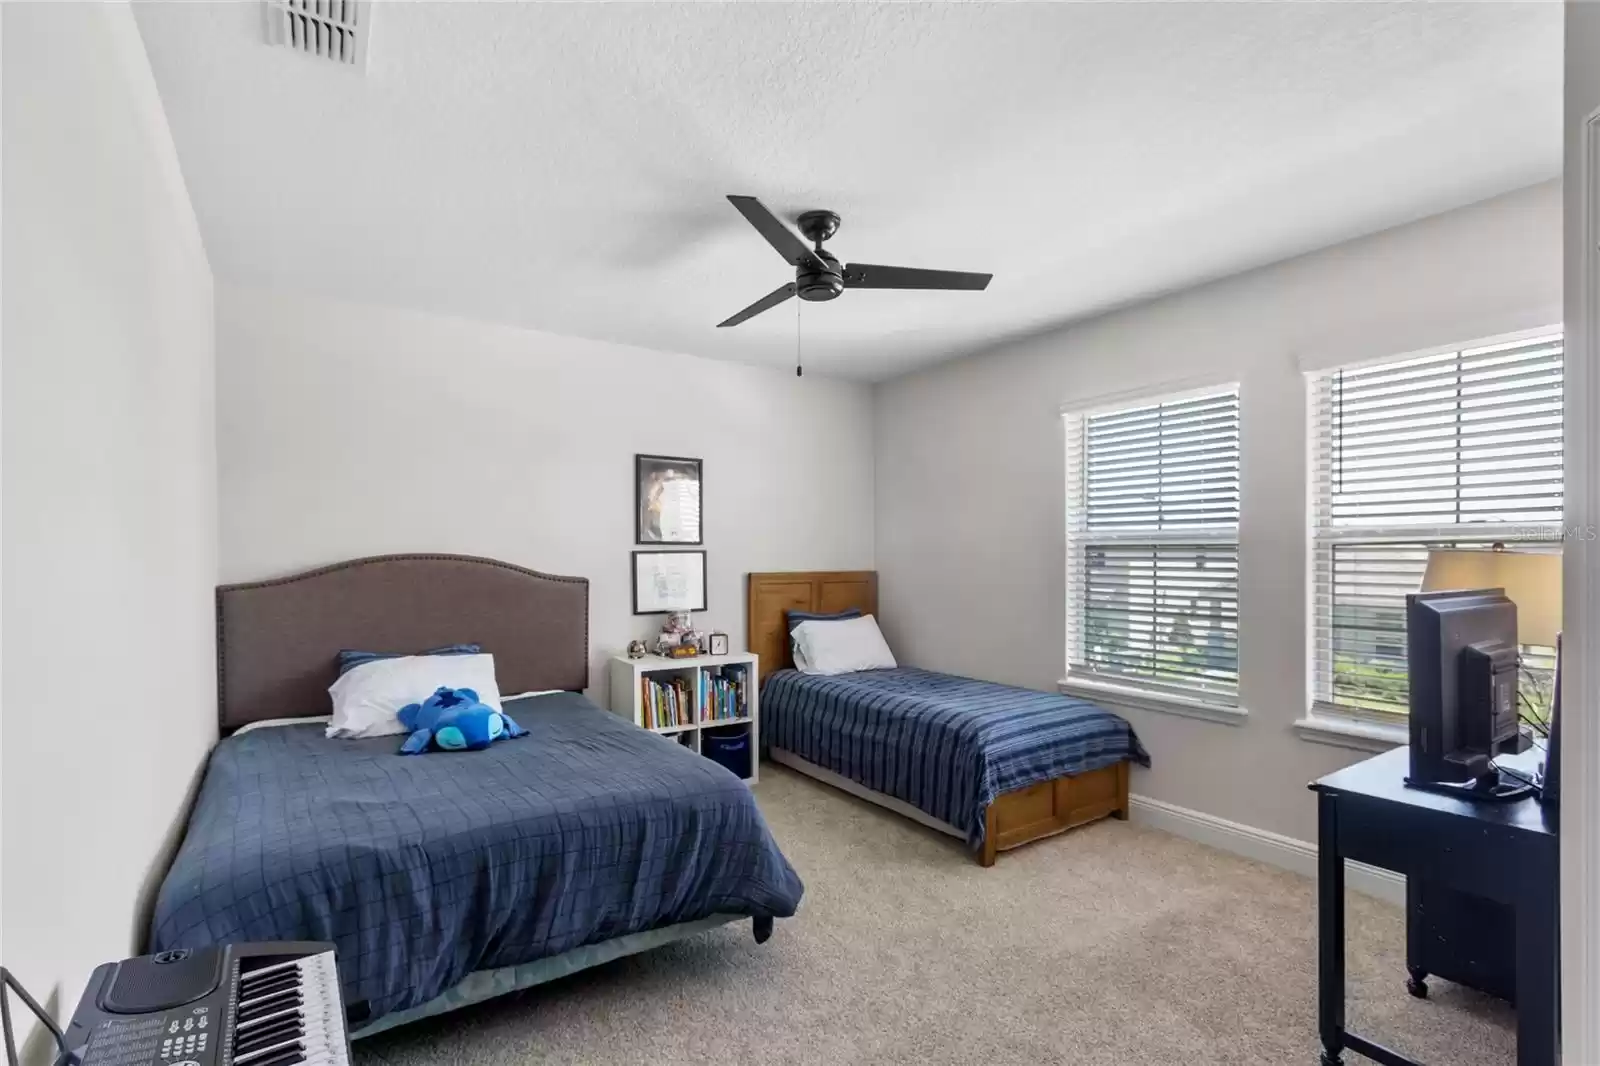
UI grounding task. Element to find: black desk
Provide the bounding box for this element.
[1310,747,1558,1066]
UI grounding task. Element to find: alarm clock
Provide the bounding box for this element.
[709,632,729,656]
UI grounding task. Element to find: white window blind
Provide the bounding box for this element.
[1310,333,1564,716]
[1064,386,1241,702]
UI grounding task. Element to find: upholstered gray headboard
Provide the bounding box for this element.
[215,553,589,734]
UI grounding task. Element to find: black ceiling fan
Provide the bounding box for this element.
[716,195,993,328]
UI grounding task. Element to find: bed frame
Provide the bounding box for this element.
[747,570,1130,867]
[213,554,750,1036]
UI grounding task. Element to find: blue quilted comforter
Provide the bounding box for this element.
[150,693,803,1024]
[763,667,1149,848]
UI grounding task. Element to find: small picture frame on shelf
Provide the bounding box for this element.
[635,454,702,544]
[709,632,729,656]
[632,550,707,615]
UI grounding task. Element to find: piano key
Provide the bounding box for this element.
[239,987,302,1017]
[319,954,350,1059]
[240,975,301,1004]
[252,1047,308,1066]
[235,1036,304,1065]
[243,968,307,997]
[239,990,302,1023]
[239,957,303,985]
[243,966,301,991]
[242,1022,338,1060]
[240,1009,304,1038]
[237,1004,303,1031]
[239,1028,306,1060]
[241,973,300,1003]
[237,1016,303,1053]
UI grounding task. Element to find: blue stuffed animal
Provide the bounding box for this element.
[396,686,527,755]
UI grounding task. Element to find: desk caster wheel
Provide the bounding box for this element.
[1406,968,1429,999]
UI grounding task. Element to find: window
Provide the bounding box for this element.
[1310,333,1564,717]
[1064,386,1241,703]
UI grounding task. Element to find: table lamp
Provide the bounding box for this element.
[1420,546,1562,648]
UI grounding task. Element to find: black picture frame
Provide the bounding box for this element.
[635,454,703,545]
[632,550,708,615]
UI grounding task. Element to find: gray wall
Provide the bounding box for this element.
[873,181,1561,843]
[1,1,218,1039]
[215,284,876,692]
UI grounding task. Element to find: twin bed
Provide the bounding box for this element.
[148,555,1145,1038]
[748,570,1148,867]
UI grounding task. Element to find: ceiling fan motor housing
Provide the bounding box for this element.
[797,248,844,302]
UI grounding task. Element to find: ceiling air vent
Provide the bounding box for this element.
[264,0,369,70]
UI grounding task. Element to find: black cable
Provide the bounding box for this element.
[0,967,69,1066]
[1496,762,1541,792]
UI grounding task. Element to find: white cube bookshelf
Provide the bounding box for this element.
[606,652,760,784]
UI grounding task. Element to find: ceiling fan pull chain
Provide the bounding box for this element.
[796,298,803,377]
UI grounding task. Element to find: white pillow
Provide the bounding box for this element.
[502,689,564,702]
[327,653,503,739]
[792,615,897,676]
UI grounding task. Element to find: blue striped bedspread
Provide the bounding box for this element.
[763,667,1149,849]
[150,692,803,1026]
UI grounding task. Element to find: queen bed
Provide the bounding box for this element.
[748,570,1148,866]
[150,554,803,1036]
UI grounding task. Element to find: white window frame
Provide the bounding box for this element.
[1303,328,1565,741]
[1061,381,1244,719]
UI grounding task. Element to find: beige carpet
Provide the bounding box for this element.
[355,765,1515,1066]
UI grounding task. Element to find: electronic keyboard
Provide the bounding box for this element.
[60,943,350,1066]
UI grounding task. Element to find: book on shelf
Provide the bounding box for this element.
[700,664,748,722]
[641,674,694,729]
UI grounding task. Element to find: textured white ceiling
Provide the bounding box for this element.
[133,1,1561,380]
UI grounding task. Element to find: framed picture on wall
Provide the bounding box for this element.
[635,454,702,544]
[632,550,707,614]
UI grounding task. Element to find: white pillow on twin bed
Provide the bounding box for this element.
[326,652,504,739]
[792,614,898,675]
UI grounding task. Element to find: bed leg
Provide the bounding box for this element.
[1113,760,1131,821]
[979,806,998,867]
[752,916,773,944]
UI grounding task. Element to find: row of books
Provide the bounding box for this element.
[642,676,694,729]
[640,667,750,730]
[703,670,746,722]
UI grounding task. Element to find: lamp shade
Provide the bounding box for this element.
[1420,548,1562,647]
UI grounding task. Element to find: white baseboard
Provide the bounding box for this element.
[1129,794,1405,907]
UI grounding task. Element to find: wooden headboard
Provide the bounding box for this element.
[746,570,878,682]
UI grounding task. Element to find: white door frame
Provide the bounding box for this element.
[1563,102,1600,1066]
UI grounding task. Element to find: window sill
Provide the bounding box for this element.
[1058,676,1247,726]
[1292,710,1408,753]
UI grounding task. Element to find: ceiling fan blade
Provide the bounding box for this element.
[842,263,993,291]
[716,282,797,327]
[727,195,826,272]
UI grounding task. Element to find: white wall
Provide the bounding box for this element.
[215,285,875,692]
[874,180,1562,844]
[1,0,217,1046]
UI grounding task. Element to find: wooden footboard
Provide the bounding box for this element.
[978,760,1130,867]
